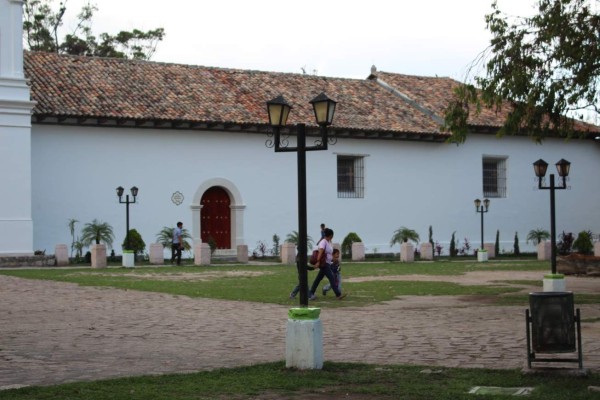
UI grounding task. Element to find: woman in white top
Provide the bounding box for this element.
[309,228,346,300]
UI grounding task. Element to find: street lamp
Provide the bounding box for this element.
[533,158,571,274]
[116,186,139,250]
[474,198,490,251]
[266,92,337,307]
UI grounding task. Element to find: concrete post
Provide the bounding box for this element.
[149,243,164,265]
[595,242,600,257]
[194,242,211,266]
[351,242,365,261]
[537,241,551,261]
[400,242,414,262]
[483,243,495,258]
[281,242,296,264]
[122,251,135,268]
[91,244,107,268]
[237,244,248,263]
[54,244,69,266]
[419,242,433,260]
[286,308,323,369]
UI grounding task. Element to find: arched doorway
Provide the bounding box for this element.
[200,187,231,249]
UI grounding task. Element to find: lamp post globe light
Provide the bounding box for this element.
[474,198,490,262]
[533,158,571,275]
[266,93,337,307]
[116,186,139,253]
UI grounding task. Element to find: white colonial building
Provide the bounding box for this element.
[1,0,599,259]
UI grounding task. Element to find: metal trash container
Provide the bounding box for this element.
[525,291,582,368]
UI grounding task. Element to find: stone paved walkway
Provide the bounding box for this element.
[1,273,599,389]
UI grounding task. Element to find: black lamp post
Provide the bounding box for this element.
[116,186,139,250]
[533,158,571,274]
[266,93,337,307]
[474,198,490,251]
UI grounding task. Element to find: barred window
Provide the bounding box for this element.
[337,155,364,198]
[483,157,507,198]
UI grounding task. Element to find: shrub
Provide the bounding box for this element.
[342,232,362,257]
[557,231,574,255]
[572,230,593,255]
[208,236,218,255]
[122,229,146,255]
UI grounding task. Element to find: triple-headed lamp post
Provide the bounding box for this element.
[116,186,139,251]
[533,158,571,275]
[474,198,490,251]
[266,93,337,307]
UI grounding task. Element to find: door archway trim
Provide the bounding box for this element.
[191,178,245,250]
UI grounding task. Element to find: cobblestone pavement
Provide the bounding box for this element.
[1,274,599,389]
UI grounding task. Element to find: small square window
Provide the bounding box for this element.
[337,155,364,198]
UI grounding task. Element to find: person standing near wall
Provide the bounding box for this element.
[171,221,183,265]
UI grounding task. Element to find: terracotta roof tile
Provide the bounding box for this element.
[24,51,444,135]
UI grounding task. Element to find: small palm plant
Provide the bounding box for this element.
[526,228,550,245]
[390,227,420,246]
[80,219,114,248]
[285,230,314,250]
[155,226,192,251]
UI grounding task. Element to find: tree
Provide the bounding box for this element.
[390,227,420,247]
[23,0,165,60]
[445,0,600,144]
[526,228,550,245]
[67,218,78,257]
[80,219,114,247]
[285,231,314,250]
[513,232,521,256]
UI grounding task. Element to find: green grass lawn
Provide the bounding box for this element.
[1,361,598,400]
[2,259,597,307]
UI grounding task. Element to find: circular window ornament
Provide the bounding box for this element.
[171,191,184,206]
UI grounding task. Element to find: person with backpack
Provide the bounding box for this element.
[309,228,346,300]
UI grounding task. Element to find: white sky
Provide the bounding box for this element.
[56,0,537,81]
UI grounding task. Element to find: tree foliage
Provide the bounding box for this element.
[80,219,114,247]
[445,0,600,143]
[155,226,192,251]
[23,0,165,60]
[390,227,420,247]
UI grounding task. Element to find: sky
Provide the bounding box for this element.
[55,0,538,81]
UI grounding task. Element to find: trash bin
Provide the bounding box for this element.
[525,291,582,368]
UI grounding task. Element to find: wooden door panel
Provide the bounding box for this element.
[200,187,231,249]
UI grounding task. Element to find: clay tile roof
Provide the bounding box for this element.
[24,51,446,136]
[372,70,508,127]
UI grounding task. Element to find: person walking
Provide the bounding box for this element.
[322,248,341,296]
[171,221,184,265]
[309,228,346,300]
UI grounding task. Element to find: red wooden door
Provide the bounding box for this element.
[201,187,231,249]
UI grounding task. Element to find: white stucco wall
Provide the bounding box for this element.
[31,124,600,257]
[0,0,35,255]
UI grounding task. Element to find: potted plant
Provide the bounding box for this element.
[80,219,114,268]
[122,229,145,268]
[390,227,420,262]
